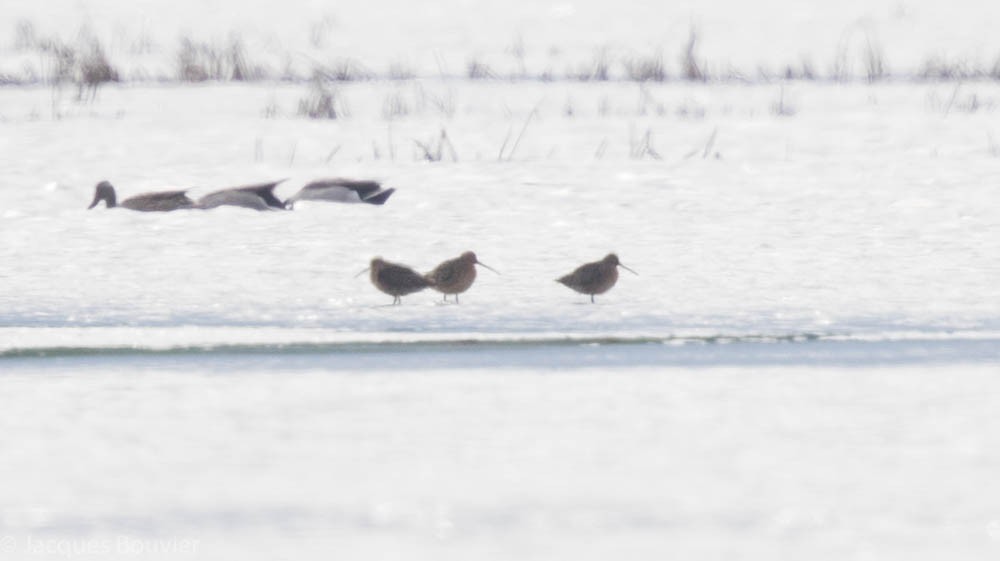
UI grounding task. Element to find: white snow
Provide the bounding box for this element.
[2,0,1000,80]
[1,82,999,342]
[2,2,1000,559]
[2,79,999,561]
[2,363,1000,560]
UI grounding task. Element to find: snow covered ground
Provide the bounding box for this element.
[1,81,998,339]
[2,78,998,561]
[2,360,1000,560]
[3,0,1000,80]
[2,2,1000,558]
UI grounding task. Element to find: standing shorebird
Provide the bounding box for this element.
[87,181,195,212]
[359,257,434,305]
[425,251,499,303]
[556,253,637,303]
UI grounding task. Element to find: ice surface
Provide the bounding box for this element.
[2,362,1000,560]
[1,82,999,347]
[2,27,1000,561]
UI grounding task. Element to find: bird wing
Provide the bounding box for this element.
[233,180,287,208]
[197,190,270,210]
[361,187,395,205]
[122,190,194,210]
[380,265,432,291]
[304,179,382,199]
[428,261,459,285]
[131,190,190,202]
[566,263,602,287]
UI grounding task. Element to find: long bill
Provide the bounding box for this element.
[618,263,638,275]
[353,267,370,278]
[476,261,500,275]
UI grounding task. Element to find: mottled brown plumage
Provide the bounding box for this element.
[366,257,434,305]
[425,251,498,303]
[556,253,637,303]
[87,181,195,212]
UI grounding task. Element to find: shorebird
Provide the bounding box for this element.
[87,181,195,212]
[196,180,288,211]
[556,253,637,303]
[284,179,395,209]
[425,251,498,303]
[358,257,434,305]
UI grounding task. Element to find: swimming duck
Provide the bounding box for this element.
[197,180,287,211]
[284,179,395,209]
[87,181,195,212]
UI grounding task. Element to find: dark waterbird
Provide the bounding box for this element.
[425,251,499,303]
[358,257,434,305]
[196,179,288,211]
[284,179,395,208]
[556,253,637,303]
[87,181,195,212]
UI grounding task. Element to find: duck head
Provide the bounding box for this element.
[88,181,117,209]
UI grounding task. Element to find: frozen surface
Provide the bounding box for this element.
[2,57,1000,561]
[1,82,999,345]
[2,361,1000,560]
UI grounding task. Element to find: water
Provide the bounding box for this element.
[4,331,1000,366]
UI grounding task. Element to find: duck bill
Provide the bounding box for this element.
[618,263,638,275]
[476,261,500,274]
[87,192,104,209]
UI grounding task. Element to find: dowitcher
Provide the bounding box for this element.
[87,181,195,212]
[556,253,637,303]
[360,257,434,305]
[284,179,395,209]
[425,251,499,303]
[197,180,288,211]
